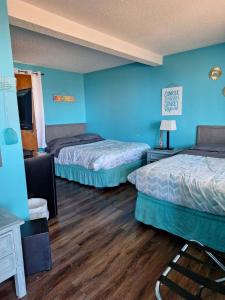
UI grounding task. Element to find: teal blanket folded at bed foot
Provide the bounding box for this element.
[135,192,225,252]
[55,159,144,188]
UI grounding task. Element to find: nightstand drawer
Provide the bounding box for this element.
[150,152,169,161]
[0,232,14,259]
[0,254,16,283]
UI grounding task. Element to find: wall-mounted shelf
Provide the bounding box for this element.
[0,75,16,91]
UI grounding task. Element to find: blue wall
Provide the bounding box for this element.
[14,63,86,125]
[0,1,28,219]
[85,43,225,148]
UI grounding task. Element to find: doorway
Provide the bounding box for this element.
[15,73,38,152]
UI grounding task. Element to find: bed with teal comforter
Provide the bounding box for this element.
[128,152,225,252]
[54,139,149,187]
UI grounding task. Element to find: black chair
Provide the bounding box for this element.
[24,153,58,219]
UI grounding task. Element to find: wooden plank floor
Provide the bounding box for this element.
[0,179,224,300]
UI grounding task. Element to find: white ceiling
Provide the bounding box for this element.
[10,26,131,73]
[10,0,225,73]
[21,0,225,55]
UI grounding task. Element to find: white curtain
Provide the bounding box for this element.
[31,72,47,148]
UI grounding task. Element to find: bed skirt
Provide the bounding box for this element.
[55,159,144,188]
[135,192,225,252]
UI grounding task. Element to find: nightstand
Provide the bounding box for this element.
[147,148,184,163]
[0,209,26,298]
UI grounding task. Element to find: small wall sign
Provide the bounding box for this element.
[162,86,182,116]
[53,95,76,102]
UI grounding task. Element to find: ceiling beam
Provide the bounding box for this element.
[7,0,163,66]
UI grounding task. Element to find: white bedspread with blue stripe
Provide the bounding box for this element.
[128,154,225,216]
[55,140,149,171]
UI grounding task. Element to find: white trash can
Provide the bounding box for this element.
[28,198,49,220]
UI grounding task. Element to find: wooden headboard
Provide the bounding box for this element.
[45,123,86,143]
[197,125,225,145]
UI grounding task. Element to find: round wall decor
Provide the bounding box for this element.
[209,67,222,80]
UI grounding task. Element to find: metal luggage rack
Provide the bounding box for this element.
[155,240,225,299]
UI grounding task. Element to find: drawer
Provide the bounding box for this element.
[147,152,152,163]
[0,232,14,259]
[150,152,169,161]
[0,254,16,283]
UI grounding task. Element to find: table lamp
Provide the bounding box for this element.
[160,120,177,150]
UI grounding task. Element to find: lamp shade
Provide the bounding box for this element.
[160,120,177,131]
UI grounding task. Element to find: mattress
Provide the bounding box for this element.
[55,139,150,171]
[128,154,225,216]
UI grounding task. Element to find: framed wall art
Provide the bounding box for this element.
[162,86,182,116]
[53,95,76,102]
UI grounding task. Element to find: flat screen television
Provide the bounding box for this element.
[17,88,33,130]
